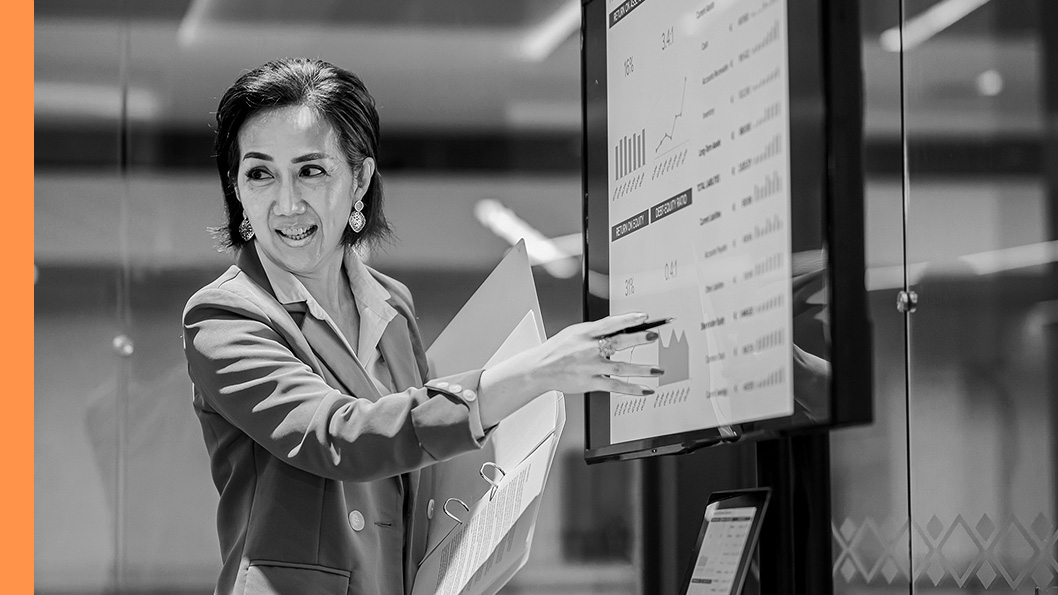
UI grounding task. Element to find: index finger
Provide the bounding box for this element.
[590,312,649,336]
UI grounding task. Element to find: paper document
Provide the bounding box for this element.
[427,240,544,375]
[423,309,565,554]
[412,435,557,595]
[415,240,565,594]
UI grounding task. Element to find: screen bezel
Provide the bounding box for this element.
[678,488,772,595]
[581,0,871,463]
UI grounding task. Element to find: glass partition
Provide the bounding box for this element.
[901,0,1057,591]
[833,0,1058,594]
[34,17,128,592]
[829,0,912,592]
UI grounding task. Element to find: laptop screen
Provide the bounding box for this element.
[681,489,770,595]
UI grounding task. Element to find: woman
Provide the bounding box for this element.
[183,58,660,595]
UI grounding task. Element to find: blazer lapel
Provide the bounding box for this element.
[378,310,423,391]
[287,303,383,401]
[235,244,274,296]
[237,245,381,401]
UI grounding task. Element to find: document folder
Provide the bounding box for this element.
[413,240,565,595]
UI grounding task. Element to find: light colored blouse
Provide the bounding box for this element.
[256,243,398,394]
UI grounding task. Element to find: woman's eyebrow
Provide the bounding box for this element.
[242,151,272,161]
[292,152,329,163]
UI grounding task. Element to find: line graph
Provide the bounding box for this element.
[655,77,688,154]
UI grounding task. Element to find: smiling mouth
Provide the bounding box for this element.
[276,225,318,241]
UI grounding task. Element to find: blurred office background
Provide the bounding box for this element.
[34,0,1057,593]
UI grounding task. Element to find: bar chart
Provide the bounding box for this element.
[614,129,647,180]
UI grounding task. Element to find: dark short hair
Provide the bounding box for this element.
[212,58,391,250]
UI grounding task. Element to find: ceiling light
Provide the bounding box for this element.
[865,262,930,291]
[880,0,991,52]
[958,240,1058,276]
[177,0,212,46]
[474,199,579,278]
[548,233,584,256]
[975,69,1003,96]
[519,0,581,62]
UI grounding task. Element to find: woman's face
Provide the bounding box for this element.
[235,104,372,277]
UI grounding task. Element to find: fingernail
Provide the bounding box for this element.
[651,367,665,375]
[642,387,654,395]
[646,331,659,341]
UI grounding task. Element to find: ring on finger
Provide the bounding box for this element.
[597,337,617,359]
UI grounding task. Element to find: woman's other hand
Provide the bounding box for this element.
[477,313,663,428]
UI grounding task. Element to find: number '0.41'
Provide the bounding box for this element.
[664,259,677,281]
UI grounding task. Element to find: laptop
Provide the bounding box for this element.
[679,489,771,595]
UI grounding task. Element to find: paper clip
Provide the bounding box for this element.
[443,497,469,525]
[479,461,506,500]
[416,495,471,563]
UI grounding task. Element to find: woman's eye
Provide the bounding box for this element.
[245,167,273,181]
[301,165,326,177]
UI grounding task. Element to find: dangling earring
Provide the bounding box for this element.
[349,200,366,233]
[238,217,254,241]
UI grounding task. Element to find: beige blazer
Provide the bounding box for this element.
[183,246,487,595]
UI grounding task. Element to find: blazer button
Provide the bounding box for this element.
[461,389,477,402]
[434,381,449,390]
[349,510,365,532]
[427,499,435,520]
[448,384,463,393]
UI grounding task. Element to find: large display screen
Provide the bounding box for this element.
[583,0,870,462]
[607,0,796,442]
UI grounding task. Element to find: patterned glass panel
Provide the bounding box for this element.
[829,0,911,592]
[902,0,1057,593]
